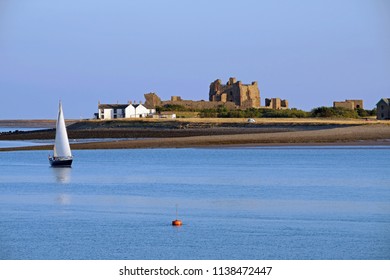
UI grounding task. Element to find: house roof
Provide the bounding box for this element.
[376,98,390,106]
[98,103,149,110]
[98,104,128,109]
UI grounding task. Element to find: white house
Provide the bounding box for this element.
[98,103,155,120]
[98,104,127,120]
[125,104,150,118]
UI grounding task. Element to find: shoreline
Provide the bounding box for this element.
[1,124,390,151]
[0,117,386,126]
[1,140,389,152]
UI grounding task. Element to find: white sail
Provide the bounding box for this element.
[53,101,72,158]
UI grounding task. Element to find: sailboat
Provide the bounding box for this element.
[49,101,73,167]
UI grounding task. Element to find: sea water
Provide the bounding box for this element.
[0,147,389,260]
[0,127,51,148]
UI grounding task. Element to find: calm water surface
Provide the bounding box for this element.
[0,127,48,132]
[0,127,138,148]
[0,147,389,259]
[0,127,50,148]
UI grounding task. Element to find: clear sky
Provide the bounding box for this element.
[0,0,389,119]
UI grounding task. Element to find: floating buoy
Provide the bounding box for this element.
[172,204,183,226]
[172,219,183,226]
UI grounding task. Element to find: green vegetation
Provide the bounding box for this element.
[158,104,377,119]
[175,112,200,118]
[262,108,310,118]
[310,107,358,118]
[357,108,377,117]
[311,107,377,118]
[156,104,191,113]
[199,107,310,118]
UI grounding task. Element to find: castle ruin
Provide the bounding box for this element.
[144,92,237,110]
[265,98,289,110]
[143,77,261,111]
[333,99,363,110]
[144,92,162,109]
[209,77,260,109]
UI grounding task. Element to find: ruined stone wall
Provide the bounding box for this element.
[161,100,237,110]
[209,77,260,109]
[145,77,261,111]
[346,100,363,109]
[265,98,289,109]
[144,92,161,109]
[145,92,237,110]
[333,100,363,110]
[334,101,354,110]
[171,96,182,101]
[239,81,260,109]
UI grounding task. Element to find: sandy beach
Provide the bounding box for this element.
[1,118,390,151]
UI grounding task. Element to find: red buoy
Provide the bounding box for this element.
[172,219,183,226]
[172,204,183,226]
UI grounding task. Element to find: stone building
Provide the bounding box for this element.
[144,92,237,110]
[376,98,390,120]
[143,77,260,111]
[209,77,260,109]
[170,96,182,102]
[333,99,363,110]
[265,98,288,110]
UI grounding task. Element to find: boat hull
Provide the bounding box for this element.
[49,157,73,167]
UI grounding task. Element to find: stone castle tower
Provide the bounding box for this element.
[209,77,260,109]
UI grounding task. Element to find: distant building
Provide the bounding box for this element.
[209,77,260,109]
[143,77,261,111]
[152,112,177,119]
[376,98,390,120]
[171,96,182,102]
[98,104,127,119]
[144,92,237,111]
[125,104,150,118]
[98,103,154,120]
[265,98,288,110]
[333,99,363,110]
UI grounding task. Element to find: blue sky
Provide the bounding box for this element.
[0,0,389,119]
